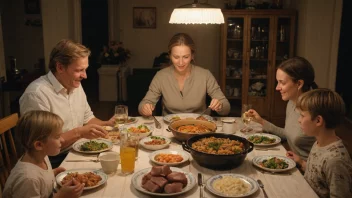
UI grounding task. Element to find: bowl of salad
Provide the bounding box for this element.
[121,124,153,139]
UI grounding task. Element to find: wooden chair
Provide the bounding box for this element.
[336,117,352,158]
[0,113,18,190]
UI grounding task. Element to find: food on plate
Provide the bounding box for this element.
[191,137,244,155]
[105,131,120,142]
[116,117,136,125]
[259,157,289,169]
[127,125,150,133]
[212,176,250,196]
[170,116,181,122]
[80,141,108,151]
[61,172,102,187]
[145,136,167,145]
[176,124,212,133]
[247,135,276,144]
[154,154,183,163]
[142,165,187,193]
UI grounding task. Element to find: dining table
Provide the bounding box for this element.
[59,116,319,198]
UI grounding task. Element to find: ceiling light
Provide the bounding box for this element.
[169,0,224,24]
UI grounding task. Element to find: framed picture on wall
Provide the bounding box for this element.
[133,7,156,29]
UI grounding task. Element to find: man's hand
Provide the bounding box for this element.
[77,124,108,139]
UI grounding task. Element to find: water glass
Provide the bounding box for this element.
[241,104,253,132]
[115,105,128,125]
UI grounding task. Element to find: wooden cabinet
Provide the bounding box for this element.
[220,9,296,127]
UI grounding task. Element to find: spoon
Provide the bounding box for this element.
[197,107,211,119]
[151,115,162,129]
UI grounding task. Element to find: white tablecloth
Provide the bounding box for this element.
[60,117,318,198]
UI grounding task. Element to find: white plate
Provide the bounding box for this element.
[139,136,171,150]
[149,149,189,166]
[246,133,281,146]
[114,117,138,126]
[121,124,154,139]
[206,174,258,198]
[163,113,213,123]
[131,167,196,196]
[56,169,108,190]
[72,139,113,154]
[252,155,296,173]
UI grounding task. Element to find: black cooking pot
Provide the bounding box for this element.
[182,133,254,170]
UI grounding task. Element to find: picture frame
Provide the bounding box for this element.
[133,7,156,29]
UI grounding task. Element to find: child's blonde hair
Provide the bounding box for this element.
[17,111,64,151]
[296,88,345,129]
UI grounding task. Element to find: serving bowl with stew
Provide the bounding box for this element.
[167,119,217,142]
[182,133,254,170]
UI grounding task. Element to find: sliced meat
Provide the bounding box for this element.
[161,165,172,176]
[164,182,184,193]
[150,176,168,188]
[142,180,161,193]
[150,166,163,176]
[166,172,188,187]
[142,172,152,185]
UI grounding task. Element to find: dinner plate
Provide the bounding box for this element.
[206,173,258,198]
[121,124,154,139]
[246,133,281,146]
[56,169,108,190]
[252,155,296,173]
[163,113,213,123]
[114,117,138,126]
[131,167,196,196]
[149,149,190,166]
[72,139,113,154]
[139,135,171,150]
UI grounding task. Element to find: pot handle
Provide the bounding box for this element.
[247,142,254,153]
[182,142,191,153]
[166,129,171,132]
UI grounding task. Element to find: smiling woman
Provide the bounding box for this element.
[138,33,230,117]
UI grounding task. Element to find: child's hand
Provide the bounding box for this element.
[55,178,84,198]
[53,167,66,176]
[286,151,301,163]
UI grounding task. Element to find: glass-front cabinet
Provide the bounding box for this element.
[220,10,296,127]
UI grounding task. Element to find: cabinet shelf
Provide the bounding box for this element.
[251,39,269,42]
[227,38,243,41]
[227,58,242,61]
[249,58,268,61]
[227,96,242,100]
[227,77,242,79]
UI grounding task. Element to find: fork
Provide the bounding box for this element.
[151,115,162,129]
[257,179,269,198]
[197,107,211,119]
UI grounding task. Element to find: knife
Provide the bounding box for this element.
[198,173,204,198]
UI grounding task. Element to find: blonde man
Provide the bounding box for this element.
[20,39,114,167]
[287,89,352,198]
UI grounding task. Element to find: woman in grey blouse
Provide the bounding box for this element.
[139,33,230,116]
[248,57,317,160]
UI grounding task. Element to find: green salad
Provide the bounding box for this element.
[260,157,289,169]
[80,141,108,151]
[248,135,276,144]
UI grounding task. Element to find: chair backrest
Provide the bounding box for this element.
[0,113,18,190]
[336,117,352,158]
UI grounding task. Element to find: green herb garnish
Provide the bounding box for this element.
[208,142,223,151]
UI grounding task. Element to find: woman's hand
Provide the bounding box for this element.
[140,103,155,116]
[53,167,66,176]
[54,178,84,198]
[209,99,222,112]
[247,109,264,125]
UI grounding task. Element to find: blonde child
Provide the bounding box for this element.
[3,111,84,198]
[287,89,352,198]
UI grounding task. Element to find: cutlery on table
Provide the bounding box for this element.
[257,179,269,198]
[255,148,280,151]
[151,115,162,129]
[198,173,204,198]
[197,107,211,119]
[65,159,99,162]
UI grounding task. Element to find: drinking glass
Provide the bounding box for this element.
[241,104,253,132]
[115,105,128,125]
[120,131,137,175]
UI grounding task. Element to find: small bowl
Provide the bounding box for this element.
[139,135,171,150]
[122,124,153,139]
[149,149,190,166]
[98,151,120,174]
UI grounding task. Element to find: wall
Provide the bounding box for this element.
[0,13,5,78]
[1,0,44,73]
[293,0,342,89]
[119,0,224,79]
